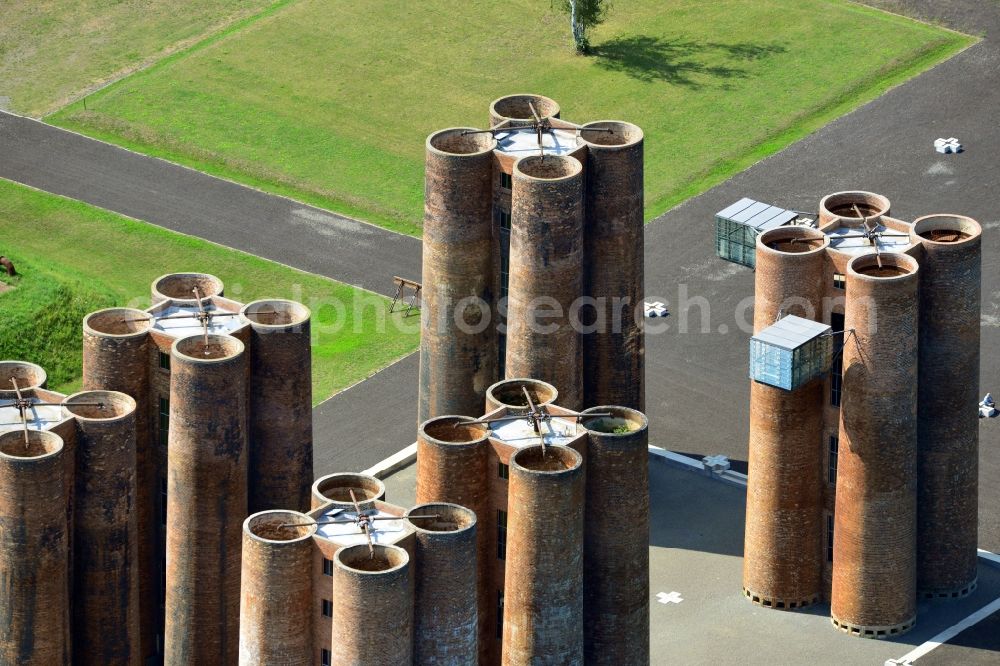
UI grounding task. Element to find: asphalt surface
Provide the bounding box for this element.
[0,112,422,297]
[311,352,418,478]
[383,456,1000,665]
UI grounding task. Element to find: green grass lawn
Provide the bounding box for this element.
[0,0,278,117]
[0,178,420,400]
[48,0,972,236]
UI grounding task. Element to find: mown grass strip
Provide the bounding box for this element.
[0,178,420,400]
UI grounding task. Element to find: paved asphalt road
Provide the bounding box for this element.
[0,112,422,298]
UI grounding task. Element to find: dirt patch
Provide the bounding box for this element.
[0,283,12,295]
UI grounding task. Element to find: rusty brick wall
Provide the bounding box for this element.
[415,416,492,664]
[744,380,825,609]
[48,405,78,632]
[309,533,338,663]
[310,473,385,511]
[419,128,498,426]
[743,227,827,609]
[507,155,585,410]
[147,328,173,651]
[241,300,313,514]
[150,272,224,305]
[580,122,645,412]
[911,215,982,598]
[488,94,561,128]
[484,377,558,414]
[164,334,248,664]
[832,253,919,637]
[580,407,649,664]
[63,391,141,664]
[81,308,157,661]
[817,191,891,227]
[331,544,413,666]
[503,445,584,664]
[238,511,316,665]
[406,503,478,665]
[0,430,70,665]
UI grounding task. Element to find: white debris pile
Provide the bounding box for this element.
[980,393,997,419]
[644,301,668,318]
[934,137,963,154]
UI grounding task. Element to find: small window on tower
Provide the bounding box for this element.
[500,171,512,190]
[498,209,511,230]
[497,510,508,560]
[833,273,846,290]
[160,477,167,527]
[322,599,333,617]
[158,397,170,447]
[827,514,835,563]
[828,436,839,485]
[158,350,171,371]
[498,462,509,480]
[323,558,333,576]
[321,648,331,666]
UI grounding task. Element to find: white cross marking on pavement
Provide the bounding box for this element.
[656,591,683,604]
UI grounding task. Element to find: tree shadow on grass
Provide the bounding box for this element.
[591,35,787,89]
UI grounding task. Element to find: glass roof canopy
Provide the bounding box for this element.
[715,198,801,268]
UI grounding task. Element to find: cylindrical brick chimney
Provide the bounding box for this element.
[238,510,316,665]
[579,406,649,665]
[406,503,478,665]
[910,214,982,599]
[743,226,828,610]
[506,154,585,409]
[419,127,498,427]
[310,472,385,512]
[330,544,413,666]
[81,308,156,661]
[150,272,224,305]
[579,121,645,411]
[485,377,559,415]
[488,94,561,128]
[752,226,830,332]
[240,299,313,513]
[0,429,70,665]
[502,444,584,664]
[818,191,891,227]
[0,359,47,398]
[415,416,491,663]
[832,252,919,638]
[62,390,140,664]
[164,334,248,664]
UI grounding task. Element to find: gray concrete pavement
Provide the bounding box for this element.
[382,456,1000,665]
[0,111,422,298]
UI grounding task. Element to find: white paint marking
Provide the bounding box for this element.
[656,591,683,604]
[890,595,1000,663]
[978,548,1000,568]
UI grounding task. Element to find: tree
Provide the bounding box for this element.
[555,0,611,54]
